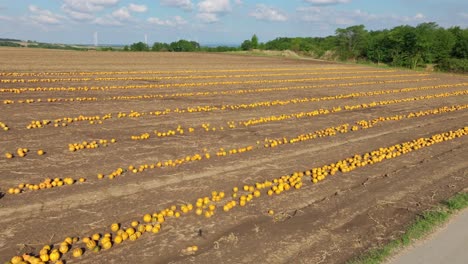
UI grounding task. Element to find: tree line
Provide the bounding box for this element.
[244,22,467,72]
[124,23,466,72]
[123,39,238,52]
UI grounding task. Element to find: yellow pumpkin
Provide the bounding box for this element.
[143,214,152,223]
[86,240,97,249]
[49,250,60,262]
[10,256,23,264]
[110,223,120,232]
[72,248,83,258]
[59,243,69,254]
[91,233,100,241]
[102,241,112,250]
[114,235,123,244]
[39,254,49,262]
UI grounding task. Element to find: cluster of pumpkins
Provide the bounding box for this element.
[0,72,429,95]
[0,77,96,84]
[0,67,354,78]
[0,77,432,108]
[264,104,467,148]
[68,139,116,152]
[21,79,444,132]
[6,104,464,196]
[8,177,85,195]
[95,103,467,186]
[4,148,44,159]
[0,121,8,131]
[27,114,112,129]
[8,126,466,263]
[4,97,98,105]
[305,127,468,183]
[242,90,467,127]
[2,69,393,85]
[131,124,218,142]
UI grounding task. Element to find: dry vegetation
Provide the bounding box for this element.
[0,47,467,264]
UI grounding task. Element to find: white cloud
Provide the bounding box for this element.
[304,0,351,5]
[112,7,131,20]
[93,16,122,26]
[460,12,468,19]
[413,13,425,20]
[72,3,145,24]
[161,0,194,11]
[28,5,64,25]
[196,12,219,23]
[110,4,148,22]
[62,6,95,21]
[0,15,12,21]
[249,4,287,22]
[298,6,428,27]
[198,0,231,13]
[61,0,120,21]
[128,3,147,13]
[196,0,232,23]
[62,0,119,13]
[147,16,187,26]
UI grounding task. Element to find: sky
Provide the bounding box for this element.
[0,0,467,45]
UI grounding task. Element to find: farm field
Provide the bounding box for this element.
[0,47,467,264]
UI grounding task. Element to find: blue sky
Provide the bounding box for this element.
[0,0,467,45]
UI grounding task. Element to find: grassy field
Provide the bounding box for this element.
[0,47,467,264]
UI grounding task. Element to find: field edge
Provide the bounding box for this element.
[346,191,468,264]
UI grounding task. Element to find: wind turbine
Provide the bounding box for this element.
[94,32,98,47]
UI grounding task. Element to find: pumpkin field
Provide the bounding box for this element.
[0,47,467,264]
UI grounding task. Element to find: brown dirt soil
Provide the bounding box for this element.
[0,47,467,264]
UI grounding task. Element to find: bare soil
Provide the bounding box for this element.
[0,47,467,264]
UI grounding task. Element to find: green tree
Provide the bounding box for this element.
[251,34,259,49]
[384,25,419,67]
[290,38,302,52]
[449,27,468,59]
[123,45,129,51]
[130,42,149,51]
[414,22,440,63]
[169,40,200,52]
[264,37,291,50]
[335,25,369,60]
[241,39,252,51]
[367,30,389,64]
[152,42,170,51]
[431,28,456,62]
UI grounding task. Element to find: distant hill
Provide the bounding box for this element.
[0,38,21,42]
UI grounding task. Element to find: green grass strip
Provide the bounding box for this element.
[348,192,468,264]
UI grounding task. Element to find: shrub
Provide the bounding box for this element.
[436,58,468,73]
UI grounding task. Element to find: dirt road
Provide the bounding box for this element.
[388,208,468,264]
